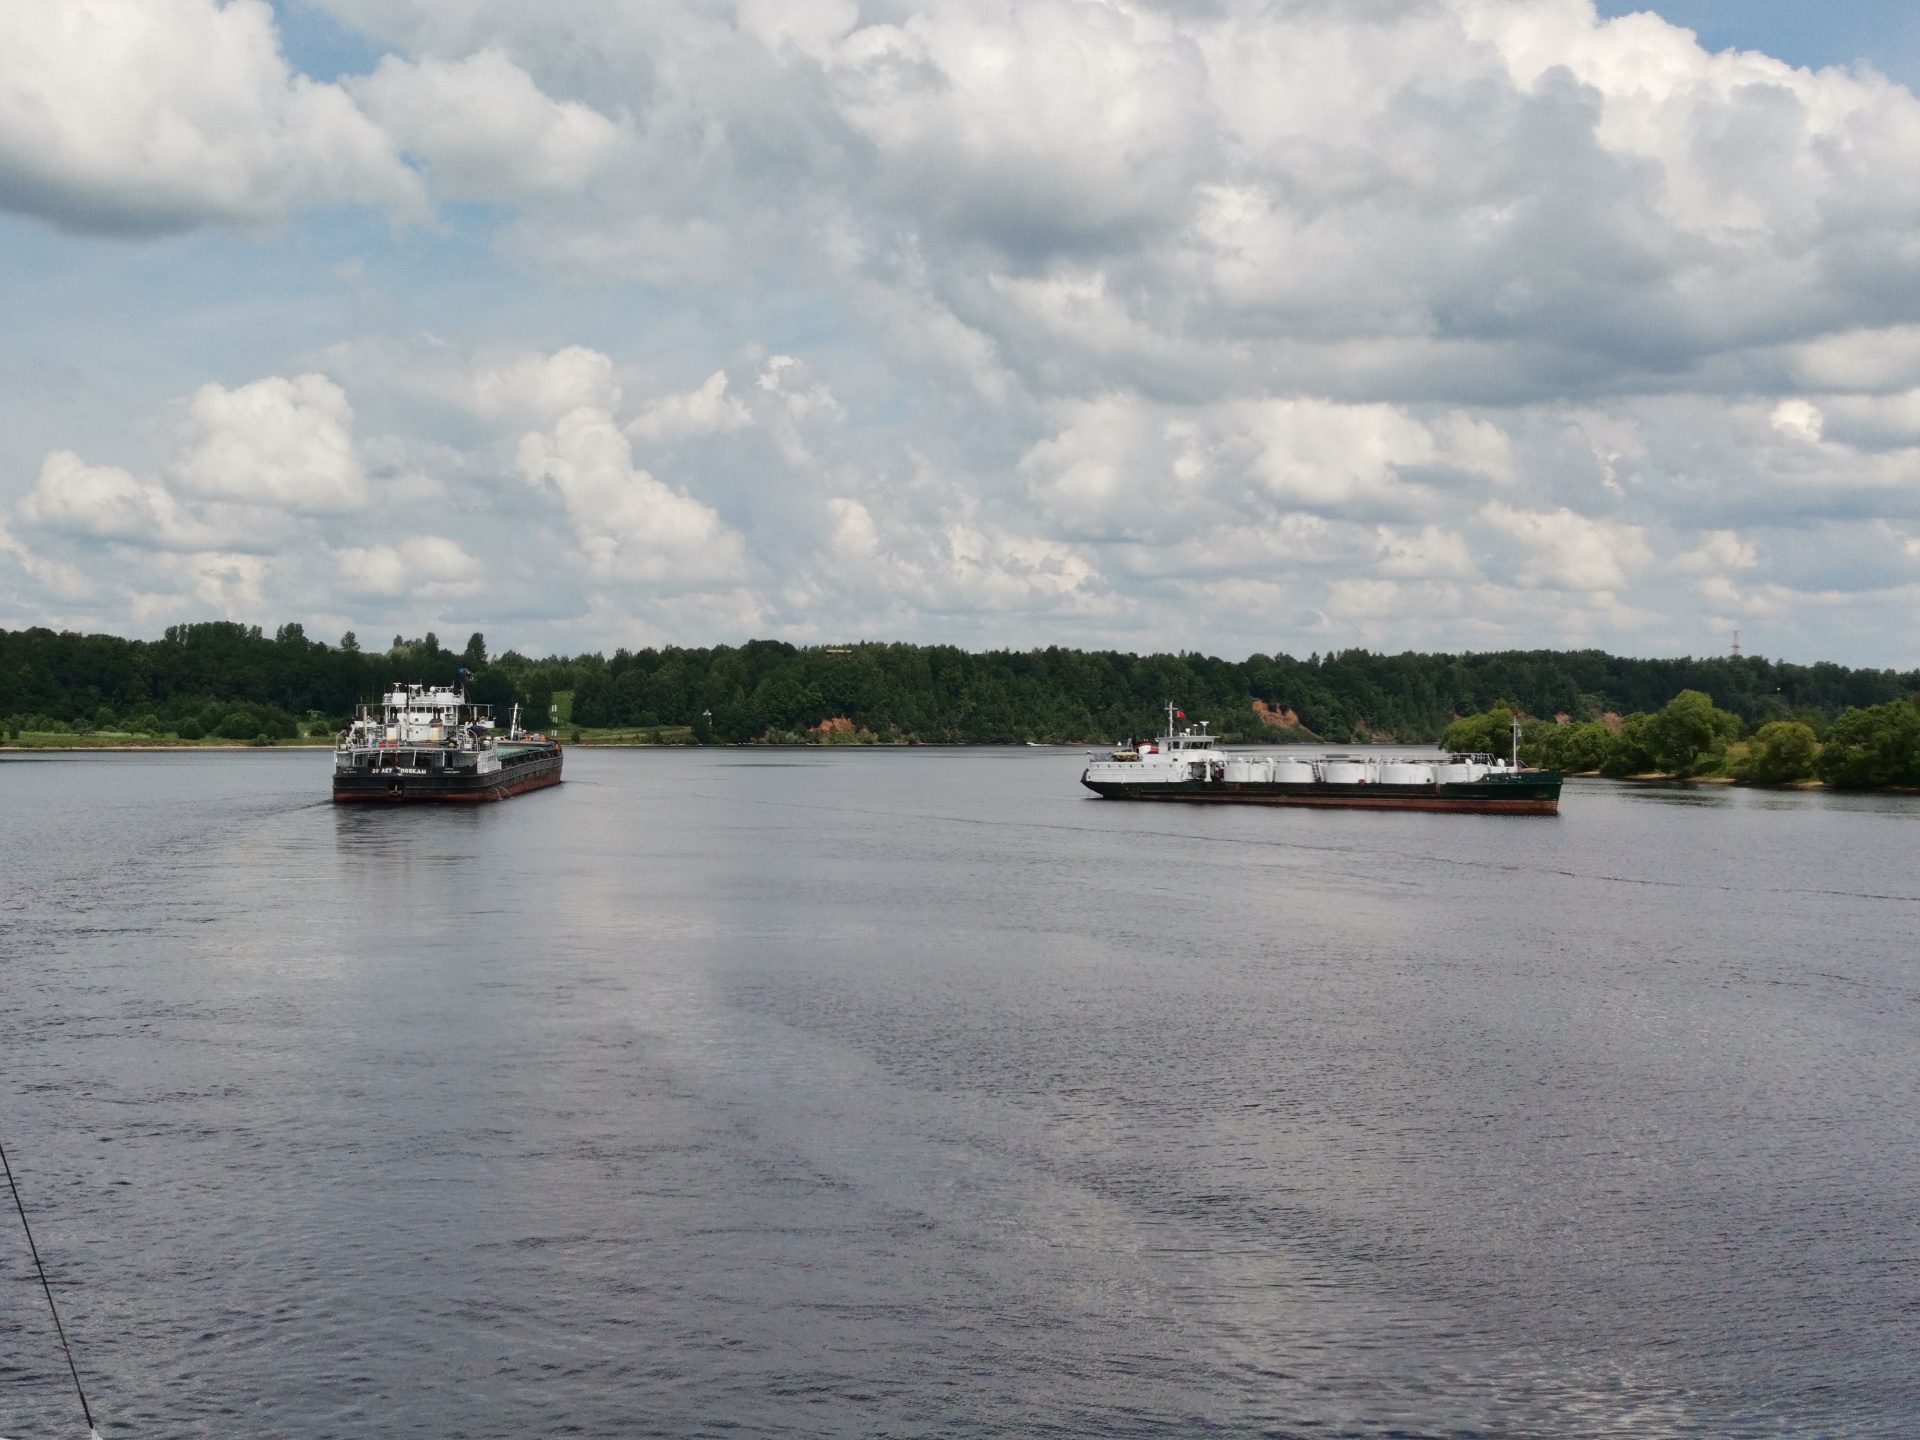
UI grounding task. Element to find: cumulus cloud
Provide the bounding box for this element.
[1481,502,1654,593]
[1675,529,1761,575]
[626,371,752,442]
[1376,525,1480,580]
[21,451,203,547]
[1770,399,1824,443]
[0,0,426,233]
[175,375,366,512]
[165,550,271,615]
[336,535,481,595]
[349,49,623,201]
[1019,395,1513,542]
[937,523,1105,612]
[472,346,621,424]
[16,0,1920,661]
[5,369,402,627]
[516,405,748,585]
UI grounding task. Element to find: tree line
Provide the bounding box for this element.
[3,622,1919,749]
[1445,691,1920,788]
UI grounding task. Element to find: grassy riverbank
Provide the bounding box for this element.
[561,725,696,746]
[0,730,335,749]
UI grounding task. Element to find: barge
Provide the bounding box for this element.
[332,684,562,803]
[1081,705,1559,814]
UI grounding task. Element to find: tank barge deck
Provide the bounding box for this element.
[1082,707,1558,814]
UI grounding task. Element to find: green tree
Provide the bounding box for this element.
[1441,702,1519,755]
[1787,705,1827,740]
[1523,718,1613,773]
[216,708,261,740]
[1814,700,1920,789]
[1645,689,1740,775]
[1733,721,1819,785]
[518,678,554,733]
[1601,713,1658,775]
[462,632,488,671]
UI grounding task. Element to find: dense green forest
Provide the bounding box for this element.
[4,621,1919,746]
[1444,689,1920,788]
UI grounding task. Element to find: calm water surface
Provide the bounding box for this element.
[2,748,1918,1438]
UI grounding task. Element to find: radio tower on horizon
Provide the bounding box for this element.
[1730,629,1742,658]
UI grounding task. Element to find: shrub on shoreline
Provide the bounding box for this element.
[1813,700,1920,789]
[1733,721,1820,785]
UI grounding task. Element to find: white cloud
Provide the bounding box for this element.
[1480,502,1654,593]
[349,49,622,201]
[335,535,481,596]
[20,451,202,547]
[1770,399,1824,443]
[1325,577,1411,622]
[1019,396,1513,538]
[1375,525,1479,580]
[175,374,366,512]
[16,0,1920,662]
[825,496,880,560]
[1787,327,1920,393]
[1675,530,1760,575]
[472,346,621,424]
[626,371,751,442]
[164,550,270,616]
[0,0,425,233]
[516,406,747,585]
[0,517,91,598]
[937,522,1103,612]
[1811,389,1920,449]
[1238,400,1509,511]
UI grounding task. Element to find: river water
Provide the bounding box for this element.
[2,747,1917,1438]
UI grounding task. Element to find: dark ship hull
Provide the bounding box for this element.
[332,741,563,803]
[1082,772,1560,813]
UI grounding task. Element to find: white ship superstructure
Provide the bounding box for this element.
[333,683,562,802]
[338,684,502,772]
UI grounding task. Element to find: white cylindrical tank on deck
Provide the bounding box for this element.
[1269,759,1315,785]
[1318,758,1368,784]
[1224,757,1270,783]
[1379,760,1435,785]
[1437,758,1482,783]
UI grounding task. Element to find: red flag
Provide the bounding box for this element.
[1175,709,1185,717]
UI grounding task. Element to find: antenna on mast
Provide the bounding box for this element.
[1730,629,1742,658]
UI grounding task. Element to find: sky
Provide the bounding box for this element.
[4,1,1920,666]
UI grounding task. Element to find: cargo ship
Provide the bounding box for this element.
[1081,705,1559,813]
[332,683,562,803]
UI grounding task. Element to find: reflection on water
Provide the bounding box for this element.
[3,748,1918,1438]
